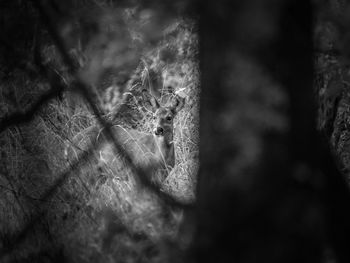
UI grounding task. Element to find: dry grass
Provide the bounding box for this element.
[0,8,198,262]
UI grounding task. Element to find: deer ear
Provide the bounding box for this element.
[170,95,185,114]
[142,89,160,112]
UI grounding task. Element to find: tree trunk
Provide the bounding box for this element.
[196,1,350,262]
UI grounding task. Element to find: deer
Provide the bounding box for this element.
[65,89,185,185]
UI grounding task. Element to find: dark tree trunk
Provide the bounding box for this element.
[196,1,350,262]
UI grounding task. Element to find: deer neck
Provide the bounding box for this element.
[153,134,175,168]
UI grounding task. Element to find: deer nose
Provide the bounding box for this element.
[154,127,164,136]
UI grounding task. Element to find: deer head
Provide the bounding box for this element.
[141,89,185,168]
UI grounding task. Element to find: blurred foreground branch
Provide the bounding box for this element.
[0,86,62,133]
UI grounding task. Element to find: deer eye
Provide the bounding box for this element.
[166,116,172,121]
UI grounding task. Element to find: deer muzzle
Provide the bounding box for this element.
[154,127,164,136]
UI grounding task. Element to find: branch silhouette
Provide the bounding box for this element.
[0,86,62,133]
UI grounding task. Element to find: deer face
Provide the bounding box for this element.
[152,107,176,145]
[142,89,185,146]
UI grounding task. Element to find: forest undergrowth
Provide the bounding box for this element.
[0,2,199,262]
